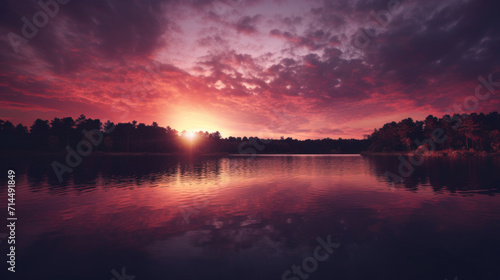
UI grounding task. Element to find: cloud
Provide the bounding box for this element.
[235,14,261,34]
[315,128,344,135]
[0,100,59,112]
[1,0,499,139]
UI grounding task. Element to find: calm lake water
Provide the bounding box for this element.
[1,154,500,280]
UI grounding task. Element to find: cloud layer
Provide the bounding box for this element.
[1,0,499,139]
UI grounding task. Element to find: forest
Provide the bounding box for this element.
[1,112,499,155]
[0,114,369,155]
[366,112,500,153]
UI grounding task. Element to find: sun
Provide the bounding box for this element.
[184,131,197,142]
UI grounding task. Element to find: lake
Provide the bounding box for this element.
[1,154,500,280]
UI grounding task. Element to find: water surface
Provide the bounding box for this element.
[1,155,500,280]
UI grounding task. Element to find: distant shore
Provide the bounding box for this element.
[1,151,360,158]
[360,150,500,157]
[3,150,500,158]
[0,151,231,158]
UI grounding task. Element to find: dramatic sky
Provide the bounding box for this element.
[1,0,499,139]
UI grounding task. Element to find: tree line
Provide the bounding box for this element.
[0,114,369,154]
[366,112,500,153]
[5,112,496,155]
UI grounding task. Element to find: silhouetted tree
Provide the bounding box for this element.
[367,112,500,153]
[30,119,50,150]
[4,111,499,155]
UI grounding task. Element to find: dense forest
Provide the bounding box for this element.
[1,112,499,155]
[366,112,500,153]
[0,114,369,155]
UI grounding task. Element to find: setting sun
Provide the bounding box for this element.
[184,131,197,142]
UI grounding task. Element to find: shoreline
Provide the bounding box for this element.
[360,150,500,157]
[2,150,499,158]
[0,151,231,158]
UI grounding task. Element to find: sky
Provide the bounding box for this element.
[1,0,499,139]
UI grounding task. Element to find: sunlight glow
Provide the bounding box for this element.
[184,131,197,142]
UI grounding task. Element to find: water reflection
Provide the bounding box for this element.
[366,155,500,193]
[3,154,499,195]
[1,155,500,280]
